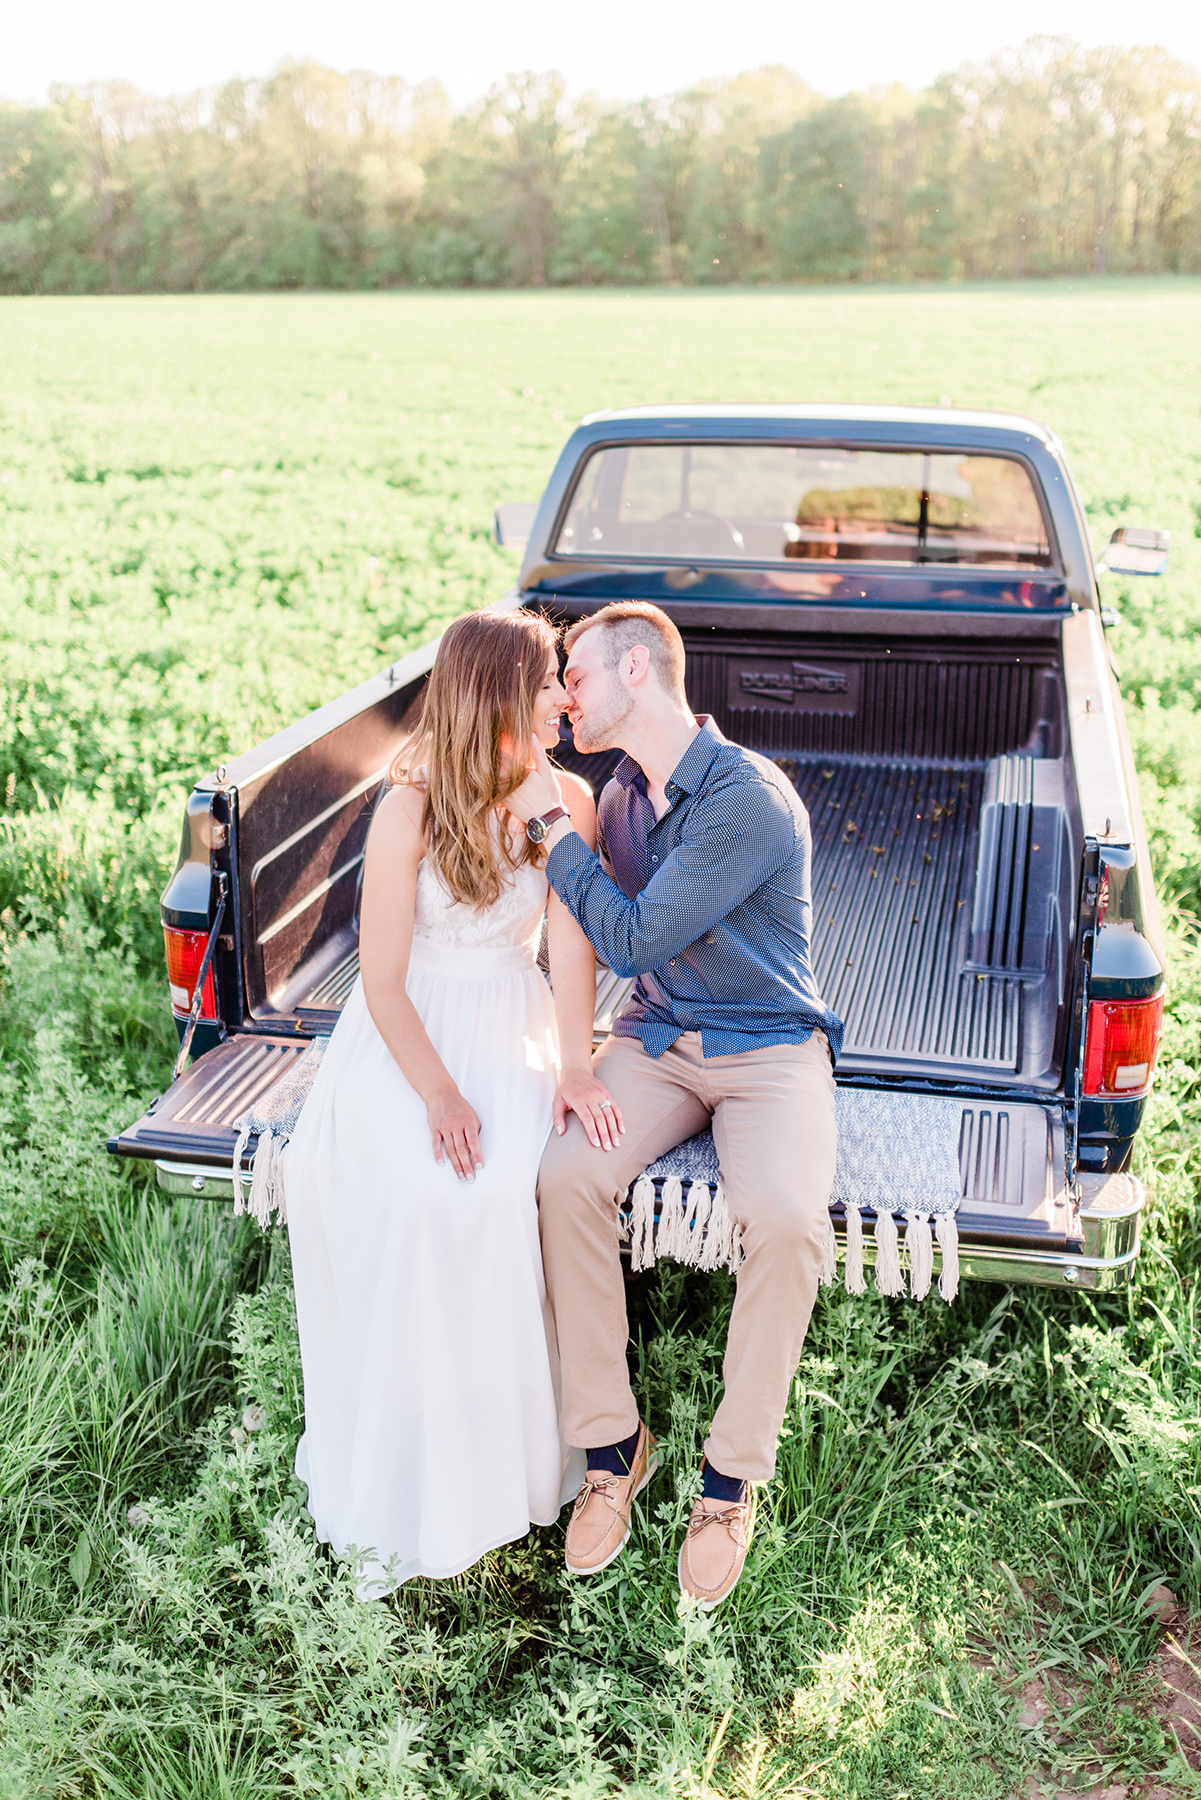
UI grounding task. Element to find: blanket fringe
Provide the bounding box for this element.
[873,1207,905,1297]
[231,1119,252,1216]
[843,1201,866,1295]
[231,1125,288,1229]
[627,1175,655,1273]
[818,1209,839,1287]
[621,1177,954,1299]
[712,1183,739,1270]
[659,1177,684,1258]
[622,1177,743,1276]
[688,1182,714,1270]
[904,1212,934,1300]
[935,1212,960,1303]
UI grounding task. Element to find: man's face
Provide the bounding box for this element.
[563,628,635,754]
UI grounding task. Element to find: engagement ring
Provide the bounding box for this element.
[600,1099,614,1109]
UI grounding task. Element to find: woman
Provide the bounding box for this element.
[285,608,620,1594]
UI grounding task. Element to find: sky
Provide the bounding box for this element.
[6,0,1201,109]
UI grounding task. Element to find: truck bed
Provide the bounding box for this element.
[263,743,1071,1091]
[110,606,1148,1289]
[224,627,1078,1087]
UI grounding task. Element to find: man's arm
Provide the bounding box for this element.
[546,780,795,978]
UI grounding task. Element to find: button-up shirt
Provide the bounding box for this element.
[546,717,844,1061]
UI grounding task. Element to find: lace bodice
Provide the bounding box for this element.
[413,851,548,955]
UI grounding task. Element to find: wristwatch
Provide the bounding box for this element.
[526,805,569,845]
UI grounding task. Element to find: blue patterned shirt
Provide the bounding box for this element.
[546,717,844,1061]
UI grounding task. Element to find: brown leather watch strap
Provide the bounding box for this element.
[526,805,570,843]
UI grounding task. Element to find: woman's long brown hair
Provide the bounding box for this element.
[390,608,559,909]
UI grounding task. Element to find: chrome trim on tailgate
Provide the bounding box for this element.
[156,1161,240,1196]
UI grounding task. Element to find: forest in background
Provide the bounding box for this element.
[2,36,1201,293]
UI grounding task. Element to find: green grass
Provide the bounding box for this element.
[2,280,1201,1796]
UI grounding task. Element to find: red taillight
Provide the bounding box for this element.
[163,926,217,1020]
[1082,994,1164,1097]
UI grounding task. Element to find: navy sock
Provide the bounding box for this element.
[702,1460,746,1503]
[587,1427,640,1476]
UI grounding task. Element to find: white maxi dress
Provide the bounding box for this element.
[284,847,583,1593]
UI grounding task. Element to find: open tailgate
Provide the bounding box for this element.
[109,1034,313,1177]
[110,1048,1141,1291]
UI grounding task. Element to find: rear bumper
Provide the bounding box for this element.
[828,1167,1144,1291]
[152,1158,1145,1293]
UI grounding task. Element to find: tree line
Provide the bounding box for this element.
[2,37,1199,293]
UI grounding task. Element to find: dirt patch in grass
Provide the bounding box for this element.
[999,1594,1201,1799]
[1147,1606,1201,1776]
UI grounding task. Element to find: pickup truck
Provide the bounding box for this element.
[110,404,1170,1293]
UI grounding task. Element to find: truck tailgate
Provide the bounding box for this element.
[108,1034,312,1168]
[111,1040,1142,1291]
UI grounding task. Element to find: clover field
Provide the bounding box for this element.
[2,281,1201,1798]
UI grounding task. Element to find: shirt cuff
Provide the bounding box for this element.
[545,830,596,896]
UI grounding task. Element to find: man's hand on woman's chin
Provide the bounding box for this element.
[507,739,565,824]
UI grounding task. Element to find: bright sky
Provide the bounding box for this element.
[6,0,1200,108]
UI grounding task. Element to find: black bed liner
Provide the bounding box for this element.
[594,746,1072,1085]
[786,750,1070,1083]
[244,746,1073,1086]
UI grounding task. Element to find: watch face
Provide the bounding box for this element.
[526,816,547,844]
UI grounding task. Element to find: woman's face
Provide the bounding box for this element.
[533,649,567,750]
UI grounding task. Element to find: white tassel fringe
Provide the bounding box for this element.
[818,1210,838,1287]
[230,1127,289,1229]
[231,1119,252,1216]
[621,1176,956,1301]
[843,1201,866,1295]
[251,1130,288,1228]
[873,1208,905,1297]
[624,1177,743,1276]
[712,1184,738,1270]
[628,1176,655,1272]
[658,1177,684,1258]
[935,1211,960,1303]
[904,1212,934,1300]
[692,1183,717,1270]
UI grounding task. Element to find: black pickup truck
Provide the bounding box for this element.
[111,404,1170,1293]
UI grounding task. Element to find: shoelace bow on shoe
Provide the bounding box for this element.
[687,1498,750,1546]
[573,1471,622,1515]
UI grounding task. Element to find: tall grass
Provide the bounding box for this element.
[1,283,1201,1795]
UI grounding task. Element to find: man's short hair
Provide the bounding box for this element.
[564,601,686,693]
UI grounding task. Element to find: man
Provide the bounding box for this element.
[508,600,843,1608]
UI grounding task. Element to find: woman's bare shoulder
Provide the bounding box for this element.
[556,768,594,807]
[556,766,596,846]
[370,783,426,855]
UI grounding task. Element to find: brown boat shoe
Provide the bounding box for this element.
[564,1422,659,1575]
[677,1479,758,1608]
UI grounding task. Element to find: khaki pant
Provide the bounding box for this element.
[537,1029,837,1483]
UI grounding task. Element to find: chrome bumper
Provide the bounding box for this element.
[157,1160,1146,1293]
[825,1169,1144,1293]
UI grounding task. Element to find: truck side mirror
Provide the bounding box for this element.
[1100,527,1170,577]
[493,502,539,551]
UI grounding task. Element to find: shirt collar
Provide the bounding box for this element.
[613,716,726,797]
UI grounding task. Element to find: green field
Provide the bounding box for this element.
[2,282,1201,1797]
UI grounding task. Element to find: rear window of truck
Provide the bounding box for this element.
[554,444,1055,569]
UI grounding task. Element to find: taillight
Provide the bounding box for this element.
[1082,994,1164,1096]
[163,926,217,1020]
